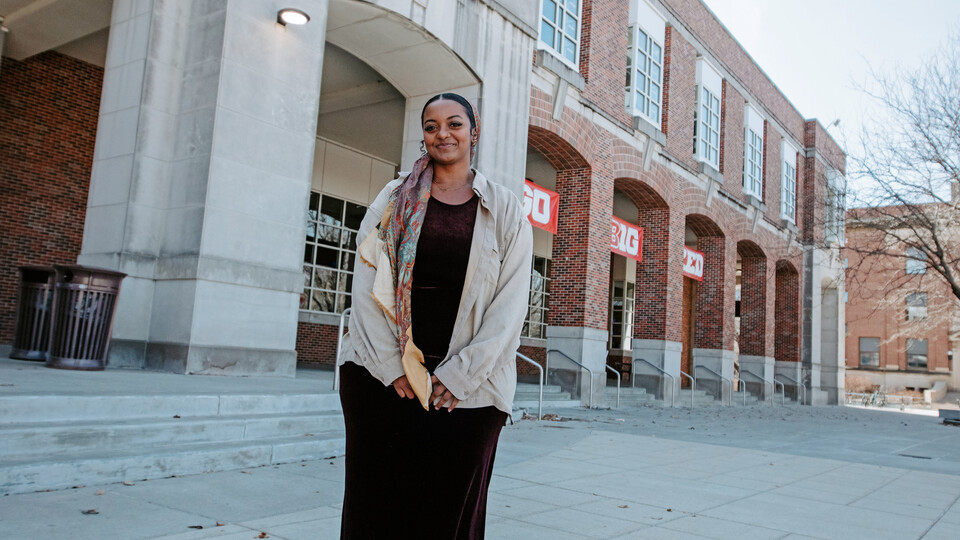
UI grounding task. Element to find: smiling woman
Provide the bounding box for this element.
[337,93,533,539]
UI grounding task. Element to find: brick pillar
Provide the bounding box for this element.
[548,166,614,406]
[774,261,803,401]
[692,233,735,400]
[739,255,767,356]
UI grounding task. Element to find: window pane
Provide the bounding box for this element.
[563,38,576,62]
[309,192,320,213]
[567,0,578,11]
[303,266,312,288]
[316,247,338,269]
[314,267,336,289]
[317,224,340,246]
[540,21,555,48]
[304,244,314,264]
[543,0,557,20]
[320,196,344,224]
[564,13,578,39]
[311,290,335,312]
[344,202,366,230]
[860,337,879,353]
[652,42,662,59]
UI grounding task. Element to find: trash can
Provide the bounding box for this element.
[10,266,56,361]
[46,265,126,371]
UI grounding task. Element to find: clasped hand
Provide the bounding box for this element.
[392,375,460,411]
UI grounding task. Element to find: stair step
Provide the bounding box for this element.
[0,393,342,424]
[0,432,345,495]
[0,411,344,458]
[513,399,582,410]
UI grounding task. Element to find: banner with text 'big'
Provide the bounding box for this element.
[683,246,704,281]
[523,180,559,234]
[610,216,644,262]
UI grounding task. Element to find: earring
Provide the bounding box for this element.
[419,140,425,154]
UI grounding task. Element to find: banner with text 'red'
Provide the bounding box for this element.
[683,246,704,281]
[610,216,644,262]
[523,180,559,234]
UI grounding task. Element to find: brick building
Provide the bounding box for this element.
[845,201,960,392]
[1,0,846,405]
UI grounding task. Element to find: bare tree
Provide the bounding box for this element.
[845,33,960,303]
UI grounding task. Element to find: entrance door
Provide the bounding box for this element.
[681,277,697,387]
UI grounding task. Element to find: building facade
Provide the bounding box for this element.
[1,0,846,405]
[845,206,960,392]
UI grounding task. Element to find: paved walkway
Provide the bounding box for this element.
[3,403,960,539]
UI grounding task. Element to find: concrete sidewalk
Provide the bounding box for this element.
[3,404,960,539]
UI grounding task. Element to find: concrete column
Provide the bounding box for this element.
[740,354,775,402]
[632,339,682,406]
[81,0,329,375]
[693,348,735,402]
[547,327,608,408]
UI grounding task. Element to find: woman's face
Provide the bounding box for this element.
[421,99,475,167]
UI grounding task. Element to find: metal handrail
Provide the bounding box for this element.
[694,364,732,406]
[516,352,544,420]
[632,357,676,408]
[333,307,352,391]
[738,378,748,406]
[773,379,785,406]
[679,370,695,408]
[774,373,806,405]
[605,364,620,408]
[547,349,599,408]
[738,370,773,405]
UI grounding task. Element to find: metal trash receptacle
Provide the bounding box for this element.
[11,266,56,361]
[46,265,126,371]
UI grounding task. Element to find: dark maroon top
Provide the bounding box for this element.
[411,194,479,372]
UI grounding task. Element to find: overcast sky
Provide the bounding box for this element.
[700,0,960,156]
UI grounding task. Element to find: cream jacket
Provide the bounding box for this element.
[339,170,533,414]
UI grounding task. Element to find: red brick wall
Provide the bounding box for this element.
[720,81,744,194]
[0,52,102,344]
[661,26,697,170]
[775,261,800,363]
[518,344,546,378]
[580,0,633,127]
[295,321,341,368]
[763,122,783,219]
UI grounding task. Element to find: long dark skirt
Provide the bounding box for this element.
[339,362,507,540]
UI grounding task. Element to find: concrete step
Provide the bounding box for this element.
[0,433,345,495]
[1,411,344,458]
[513,399,582,410]
[0,393,342,424]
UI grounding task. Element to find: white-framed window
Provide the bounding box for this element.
[523,256,552,340]
[859,337,880,367]
[693,58,722,170]
[625,1,665,126]
[824,168,845,245]
[301,193,366,314]
[906,247,927,274]
[780,140,798,221]
[906,292,928,321]
[906,339,928,369]
[609,280,635,350]
[743,104,764,199]
[539,0,582,69]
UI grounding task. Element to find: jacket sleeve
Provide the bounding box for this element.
[343,181,405,387]
[434,206,533,400]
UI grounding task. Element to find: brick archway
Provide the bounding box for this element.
[687,214,726,351]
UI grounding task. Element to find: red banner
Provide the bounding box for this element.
[523,180,559,234]
[683,246,704,281]
[610,217,643,262]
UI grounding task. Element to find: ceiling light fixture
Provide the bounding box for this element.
[277,8,310,26]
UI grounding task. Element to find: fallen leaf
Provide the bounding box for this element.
[123,481,134,486]
[189,525,203,529]
[241,471,252,475]
[81,509,99,515]
[618,505,629,509]
[256,533,269,539]
[666,508,672,512]
[95,490,105,496]
[216,522,225,527]
[71,485,85,489]
[173,415,181,419]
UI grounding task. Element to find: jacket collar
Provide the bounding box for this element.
[470,169,492,208]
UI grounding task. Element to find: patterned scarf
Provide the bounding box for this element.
[378,153,433,353]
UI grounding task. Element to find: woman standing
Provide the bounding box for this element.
[337,93,533,539]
